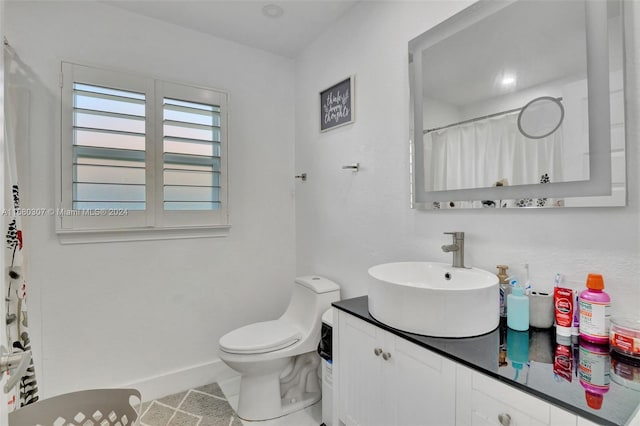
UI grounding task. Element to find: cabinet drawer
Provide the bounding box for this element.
[469,387,546,425]
[471,372,550,425]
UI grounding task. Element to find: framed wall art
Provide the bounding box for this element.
[320,76,355,132]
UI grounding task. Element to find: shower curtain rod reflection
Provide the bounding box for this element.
[424,96,563,134]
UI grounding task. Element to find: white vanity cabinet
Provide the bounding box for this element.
[333,309,623,426]
[334,310,456,426]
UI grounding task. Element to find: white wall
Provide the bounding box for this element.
[295,0,640,316]
[5,2,296,399]
[422,96,461,130]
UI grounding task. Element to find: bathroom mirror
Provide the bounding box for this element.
[517,97,564,140]
[409,0,627,209]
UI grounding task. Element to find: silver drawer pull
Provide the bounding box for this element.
[382,352,392,361]
[498,413,511,426]
[374,348,383,356]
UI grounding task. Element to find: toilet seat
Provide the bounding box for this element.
[219,320,301,354]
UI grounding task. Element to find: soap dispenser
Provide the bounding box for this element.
[497,265,510,317]
[507,282,529,331]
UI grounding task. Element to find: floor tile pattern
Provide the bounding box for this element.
[139,383,242,426]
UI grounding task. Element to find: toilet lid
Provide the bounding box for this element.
[219,320,302,354]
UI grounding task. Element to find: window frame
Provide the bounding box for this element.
[58,62,230,241]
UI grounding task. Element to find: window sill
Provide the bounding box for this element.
[56,225,231,245]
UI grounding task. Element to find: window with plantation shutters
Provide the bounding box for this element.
[72,83,147,211]
[59,62,229,240]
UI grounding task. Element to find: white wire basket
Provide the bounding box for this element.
[8,388,142,426]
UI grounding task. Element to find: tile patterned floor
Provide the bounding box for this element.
[138,383,242,426]
[139,377,321,426]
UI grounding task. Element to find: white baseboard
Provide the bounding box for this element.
[120,358,238,402]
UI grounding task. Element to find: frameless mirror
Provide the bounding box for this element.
[409,0,626,209]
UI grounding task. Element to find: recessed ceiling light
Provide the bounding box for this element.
[501,75,516,86]
[262,4,284,18]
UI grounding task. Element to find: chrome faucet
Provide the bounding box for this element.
[441,232,466,268]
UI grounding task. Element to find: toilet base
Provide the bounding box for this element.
[237,370,282,420]
[280,391,321,418]
[238,389,321,421]
[236,352,322,421]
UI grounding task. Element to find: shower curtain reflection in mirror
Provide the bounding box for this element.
[424,112,563,193]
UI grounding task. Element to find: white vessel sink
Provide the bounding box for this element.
[367,262,499,338]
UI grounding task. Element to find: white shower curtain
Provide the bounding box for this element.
[425,113,563,193]
[4,52,39,408]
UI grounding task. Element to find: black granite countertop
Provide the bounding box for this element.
[333,296,640,426]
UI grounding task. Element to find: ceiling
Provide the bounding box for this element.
[420,0,591,107]
[102,0,359,58]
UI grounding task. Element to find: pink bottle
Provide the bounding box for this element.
[578,274,611,344]
[578,338,610,411]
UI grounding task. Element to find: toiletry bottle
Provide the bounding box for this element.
[497,265,510,317]
[578,338,610,410]
[507,284,529,331]
[578,274,611,344]
[507,328,530,383]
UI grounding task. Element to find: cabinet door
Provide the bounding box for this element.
[336,312,457,426]
[391,337,456,426]
[337,312,387,426]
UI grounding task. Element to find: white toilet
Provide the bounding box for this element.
[218,275,340,421]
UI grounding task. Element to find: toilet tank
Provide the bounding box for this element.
[281,276,340,336]
[295,276,340,294]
